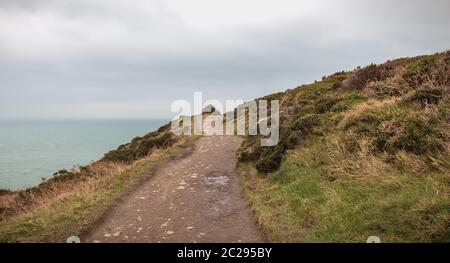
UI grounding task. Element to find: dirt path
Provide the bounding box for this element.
[83,136,264,243]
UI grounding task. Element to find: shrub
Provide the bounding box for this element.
[315,96,340,113]
[402,58,435,87]
[333,94,366,112]
[292,114,321,135]
[251,112,325,173]
[344,105,446,155]
[339,64,392,90]
[403,85,444,107]
[343,109,386,135]
[362,76,413,98]
[388,115,445,155]
[157,122,172,132]
[103,149,136,162]
[255,147,285,173]
[51,169,79,182]
[103,132,175,162]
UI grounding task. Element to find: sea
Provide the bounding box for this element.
[0,119,168,190]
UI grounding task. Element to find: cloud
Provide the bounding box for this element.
[0,0,449,118]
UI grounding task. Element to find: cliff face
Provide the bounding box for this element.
[237,51,450,242]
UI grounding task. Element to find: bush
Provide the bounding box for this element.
[103,131,175,162]
[316,92,366,114]
[51,169,79,183]
[103,149,136,162]
[402,58,435,87]
[344,106,446,155]
[388,116,445,154]
[343,109,385,135]
[339,64,392,90]
[404,86,444,107]
[255,147,285,173]
[292,114,321,135]
[315,96,340,113]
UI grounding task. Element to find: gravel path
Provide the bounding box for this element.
[83,136,264,243]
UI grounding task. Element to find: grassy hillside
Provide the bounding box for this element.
[238,51,450,242]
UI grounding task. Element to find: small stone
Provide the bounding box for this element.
[104,233,111,238]
[177,186,185,190]
[166,231,174,235]
[186,226,194,230]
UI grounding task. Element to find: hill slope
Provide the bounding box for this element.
[238,51,450,242]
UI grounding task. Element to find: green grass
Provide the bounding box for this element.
[239,139,449,242]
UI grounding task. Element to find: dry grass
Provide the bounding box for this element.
[337,98,398,129]
[8,161,129,215]
[324,134,394,179]
[240,135,450,242]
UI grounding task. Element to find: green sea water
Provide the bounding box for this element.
[0,119,167,190]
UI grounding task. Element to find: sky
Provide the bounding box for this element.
[0,0,449,119]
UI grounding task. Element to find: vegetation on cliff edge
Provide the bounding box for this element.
[238,51,450,242]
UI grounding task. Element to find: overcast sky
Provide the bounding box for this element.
[0,0,449,119]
